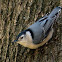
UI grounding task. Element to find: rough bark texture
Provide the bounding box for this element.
[0,0,62,62]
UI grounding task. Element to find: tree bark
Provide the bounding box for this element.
[0,0,62,62]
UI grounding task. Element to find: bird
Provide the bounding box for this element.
[14,7,62,49]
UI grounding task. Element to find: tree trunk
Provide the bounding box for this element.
[0,0,62,62]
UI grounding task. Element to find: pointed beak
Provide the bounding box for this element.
[14,40,17,42]
[11,40,18,44]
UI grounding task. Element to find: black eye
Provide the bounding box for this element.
[21,37,23,39]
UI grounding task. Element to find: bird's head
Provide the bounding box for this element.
[14,30,33,45]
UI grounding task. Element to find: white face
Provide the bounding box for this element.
[17,31,32,44]
[17,34,26,42]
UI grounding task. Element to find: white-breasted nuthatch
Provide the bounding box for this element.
[14,7,62,49]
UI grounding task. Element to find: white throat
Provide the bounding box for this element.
[17,31,33,47]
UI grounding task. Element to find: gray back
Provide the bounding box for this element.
[28,7,61,44]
